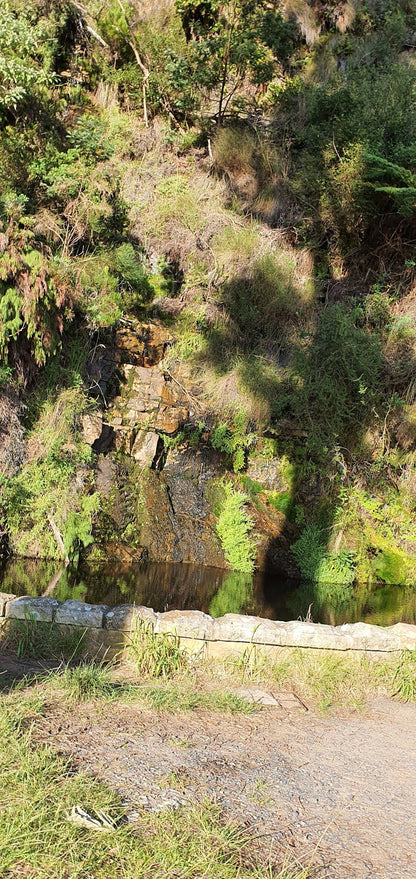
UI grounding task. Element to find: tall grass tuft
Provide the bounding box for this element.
[129,621,189,678]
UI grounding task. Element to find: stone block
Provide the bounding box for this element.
[236,687,280,706]
[76,626,129,660]
[211,614,265,643]
[155,609,214,640]
[55,600,108,628]
[131,430,159,466]
[387,623,416,650]
[338,622,392,652]
[6,596,60,622]
[105,604,157,631]
[282,621,341,650]
[0,592,16,617]
[81,412,103,446]
[250,619,287,646]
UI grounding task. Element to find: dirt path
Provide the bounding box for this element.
[32,688,416,878]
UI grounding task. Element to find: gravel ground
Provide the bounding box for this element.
[30,685,416,879]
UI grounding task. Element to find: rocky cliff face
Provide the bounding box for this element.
[82,320,225,567]
[83,320,294,573]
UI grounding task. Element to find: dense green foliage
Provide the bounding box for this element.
[216,482,256,573]
[0,0,415,590]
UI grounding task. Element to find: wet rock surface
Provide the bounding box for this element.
[88,319,296,572]
[138,448,226,566]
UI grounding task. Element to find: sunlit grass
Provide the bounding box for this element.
[221,645,416,711]
[0,686,305,879]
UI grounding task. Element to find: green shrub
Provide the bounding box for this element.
[371,549,409,585]
[1,388,99,561]
[216,482,256,574]
[221,250,310,343]
[211,413,256,473]
[290,303,382,457]
[292,523,357,586]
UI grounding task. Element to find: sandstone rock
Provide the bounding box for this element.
[105,604,157,631]
[115,327,144,362]
[212,614,264,643]
[55,599,108,628]
[86,345,115,400]
[95,456,116,498]
[153,405,187,434]
[115,323,174,367]
[387,622,416,650]
[156,609,214,639]
[81,412,103,446]
[0,591,16,616]
[138,449,226,567]
[131,431,159,467]
[6,596,60,622]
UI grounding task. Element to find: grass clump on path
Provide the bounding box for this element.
[44,661,256,715]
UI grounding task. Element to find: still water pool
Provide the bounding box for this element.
[1,557,416,626]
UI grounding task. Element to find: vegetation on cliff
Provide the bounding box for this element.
[0,0,416,601]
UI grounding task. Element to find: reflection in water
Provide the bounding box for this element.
[209,573,254,617]
[0,557,416,626]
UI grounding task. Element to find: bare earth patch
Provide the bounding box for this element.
[24,674,416,879]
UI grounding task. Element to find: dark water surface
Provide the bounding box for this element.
[1,557,416,626]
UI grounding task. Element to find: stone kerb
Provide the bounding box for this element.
[1,593,416,654]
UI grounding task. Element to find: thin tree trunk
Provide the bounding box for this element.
[47,516,69,566]
[115,0,149,126]
[129,40,149,127]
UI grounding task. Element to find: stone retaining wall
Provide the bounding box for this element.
[1,592,416,658]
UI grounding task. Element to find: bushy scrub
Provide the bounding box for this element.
[216,482,256,574]
[0,226,73,366]
[212,126,257,173]
[292,523,357,587]
[211,413,256,472]
[75,245,153,328]
[276,18,416,245]
[221,250,313,344]
[333,485,416,585]
[289,303,382,457]
[1,388,99,561]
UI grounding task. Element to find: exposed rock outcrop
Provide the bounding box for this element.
[110,363,188,455]
[137,447,226,567]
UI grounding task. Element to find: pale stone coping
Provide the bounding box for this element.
[1,593,416,652]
